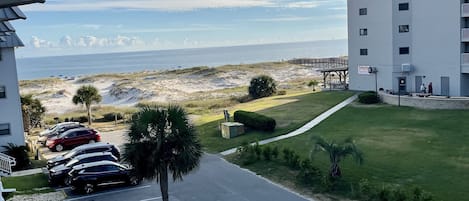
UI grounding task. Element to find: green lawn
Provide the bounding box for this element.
[2,173,53,195]
[197,91,355,153]
[250,104,469,201]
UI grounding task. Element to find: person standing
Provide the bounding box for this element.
[420,83,426,93]
[428,82,433,94]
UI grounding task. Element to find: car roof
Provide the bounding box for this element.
[72,160,124,170]
[72,152,114,160]
[70,142,115,152]
[56,122,80,127]
[61,127,94,135]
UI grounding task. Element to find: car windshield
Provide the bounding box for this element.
[63,150,77,159]
[65,158,79,167]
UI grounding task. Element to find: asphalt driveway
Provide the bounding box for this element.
[63,154,311,201]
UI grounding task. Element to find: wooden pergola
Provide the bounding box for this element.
[319,67,349,89]
[289,57,349,89]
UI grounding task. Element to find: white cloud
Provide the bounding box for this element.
[28,35,145,49]
[247,16,313,22]
[21,0,345,11]
[22,0,275,11]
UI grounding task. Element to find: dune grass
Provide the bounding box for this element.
[196,91,355,153]
[239,104,469,201]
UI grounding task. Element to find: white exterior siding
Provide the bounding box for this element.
[0,47,25,149]
[348,0,466,97]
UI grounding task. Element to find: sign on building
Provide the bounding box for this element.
[358,65,371,75]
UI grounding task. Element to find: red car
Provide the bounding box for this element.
[46,128,101,152]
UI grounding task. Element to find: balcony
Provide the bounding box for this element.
[463,29,469,42]
[463,3,469,17]
[462,53,469,73]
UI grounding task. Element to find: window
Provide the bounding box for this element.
[359,8,367,15]
[400,47,410,55]
[360,49,368,56]
[399,3,409,11]
[399,25,409,33]
[0,86,5,98]
[0,123,10,135]
[359,28,368,36]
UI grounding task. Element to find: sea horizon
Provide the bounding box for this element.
[17,39,348,80]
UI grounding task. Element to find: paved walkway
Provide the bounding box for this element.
[220,94,358,156]
[10,167,47,177]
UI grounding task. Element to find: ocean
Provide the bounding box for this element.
[16,40,347,80]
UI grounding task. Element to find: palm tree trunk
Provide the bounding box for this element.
[87,105,92,125]
[159,165,169,201]
[330,163,341,178]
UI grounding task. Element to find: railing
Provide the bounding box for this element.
[463,29,469,42]
[463,3,469,17]
[462,53,469,65]
[0,153,15,176]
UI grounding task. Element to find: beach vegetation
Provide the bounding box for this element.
[248,75,277,99]
[123,105,202,201]
[20,94,46,131]
[72,85,102,125]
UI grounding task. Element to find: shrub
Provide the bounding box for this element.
[234,110,276,132]
[248,75,277,99]
[272,146,279,159]
[297,159,322,185]
[357,178,373,200]
[253,142,262,160]
[236,141,257,165]
[103,112,123,122]
[358,91,380,104]
[70,116,88,123]
[262,146,272,161]
[277,90,287,95]
[2,143,31,171]
[282,148,294,164]
[231,95,253,103]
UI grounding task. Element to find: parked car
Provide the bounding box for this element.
[49,152,118,185]
[39,122,81,137]
[68,161,140,194]
[46,127,101,152]
[47,143,120,169]
[38,123,85,145]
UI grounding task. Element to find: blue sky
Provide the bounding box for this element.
[12,0,347,57]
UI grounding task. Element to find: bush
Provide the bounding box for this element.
[358,91,380,104]
[248,75,277,99]
[297,159,322,186]
[272,146,279,159]
[277,90,287,95]
[70,116,88,123]
[262,146,272,161]
[2,143,31,171]
[103,112,123,122]
[231,95,253,103]
[234,110,276,132]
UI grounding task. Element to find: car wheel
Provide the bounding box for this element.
[64,177,71,186]
[55,144,64,152]
[129,176,140,186]
[88,139,96,144]
[84,183,95,194]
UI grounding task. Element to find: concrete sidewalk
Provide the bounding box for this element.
[220,94,358,156]
[10,167,47,177]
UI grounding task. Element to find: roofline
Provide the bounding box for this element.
[0,0,45,9]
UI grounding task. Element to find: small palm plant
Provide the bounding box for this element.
[308,80,319,91]
[72,85,102,125]
[312,136,363,178]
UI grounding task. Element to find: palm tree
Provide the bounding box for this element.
[123,105,202,201]
[312,136,363,178]
[20,94,46,131]
[308,80,319,91]
[72,85,102,125]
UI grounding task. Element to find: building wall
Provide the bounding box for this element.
[0,47,25,150]
[410,0,461,97]
[348,0,394,92]
[348,0,464,96]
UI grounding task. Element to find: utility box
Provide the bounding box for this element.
[221,122,245,139]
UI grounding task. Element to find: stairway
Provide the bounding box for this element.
[0,153,15,177]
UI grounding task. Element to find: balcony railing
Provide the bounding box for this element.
[463,29,469,42]
[463,3,469,17]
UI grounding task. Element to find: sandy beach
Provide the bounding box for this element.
[19,62,321,115]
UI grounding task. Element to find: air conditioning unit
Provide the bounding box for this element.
[401,63,412,72]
